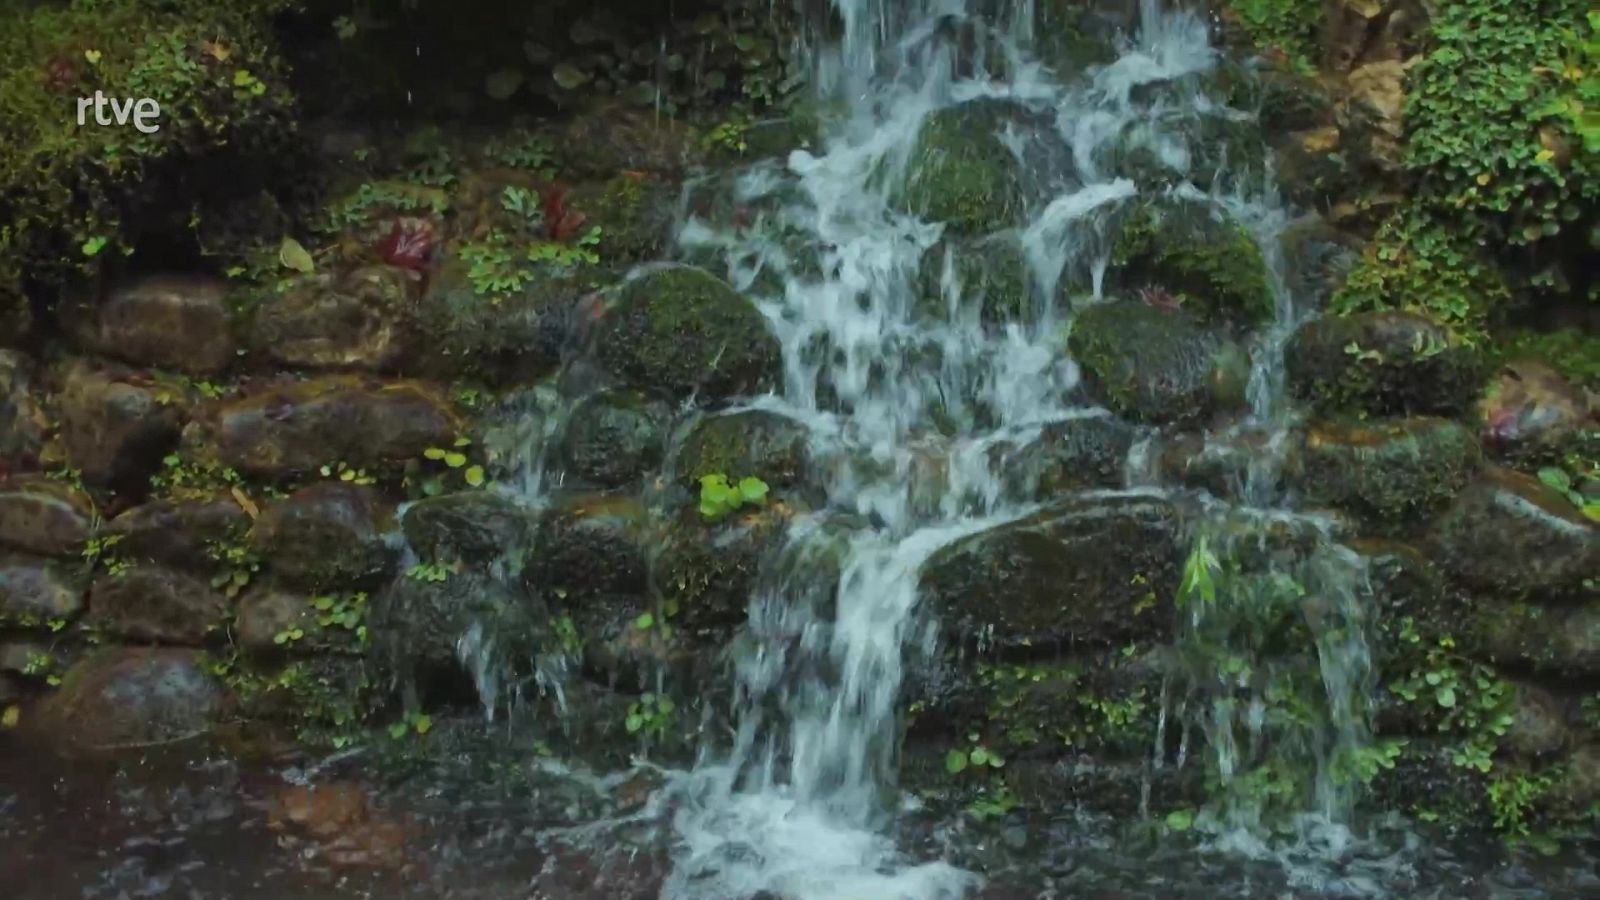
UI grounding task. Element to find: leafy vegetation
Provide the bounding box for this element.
[697,473,769,522]
[1227,0,1320,74]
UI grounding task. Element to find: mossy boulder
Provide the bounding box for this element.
[1285,311,1485,416]
[673,409,810,489]
[0,553,84,627]
[1157,426,1293,500]
[1278,219,1362,309]
[1477,360,1596,464]
[85,564,230,645]
[653,507,789,629]
[560,389,668,488]
[250,484,398,590]
[525,495,651,604]
[564,176,677,264]
[1067,300,1250,425]
[39,648,232,752]
[1291,418,1480,532]
[0,477,95,557]
[400,491,532,563]
[59,365,183,489]
[249,265,418,371]
[201,376,458,478]
[1107,199,1271,324]
[558,104,700,178]
[919,495,1183,652]
[895,99,1038,235]
[106,498,249,575]
[596,265,780,402]
[1475,602,1599,677]
[990,414,1137,498]
[919,233,1032,324]
[1429,468,1598,603]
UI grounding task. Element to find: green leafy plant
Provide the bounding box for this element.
[945,734,1007,775]
[1537,464,1600,520]
[415,436,485,495]
[406,561,452,583]
[698,473,769,522]
[526,226,602,267]
[319,460,375,485]
[1388,636,1514,774]
[1229,0,1320,73]
[1177,534,1219,606]
[388,709,433,739]
[625,691,675,741]
[80,533,128,577]
[206,537,259,599]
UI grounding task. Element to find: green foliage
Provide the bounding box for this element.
[80,533,128,577]
[318,460,375,485]
[1228,0,1320,73]
[406,561,452,583]
[387,709,433,739]
[414,436,486,496]
[624,691,675,741]
[150,453,244,499]
[205,535,259,599]
[697,473,769,522]
[1487,770,1555,847]
[1537,462,1600,520]
[274,590,369,647]
[1388,635,1514,774]
[1177,534,1220,606]
[944,734,1007,775]
[1491,327,1600,383]
[484,130,557,175]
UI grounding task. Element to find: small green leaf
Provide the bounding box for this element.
[1165,809,1194,831]
[464,465,486,487]
[423,447,448,461]
[1436,686,1456,709]
[551,63,591,90]
[738,476,770,504]
[1537,467,1572,493]
[945,749,968,774]
[81,236,108,257]
[635,612,654,630]
[279,236,315,273]
[388,721,408,739]
[412,714,432,735]
[969,747,989,767]
[444,451,468,468]
[625,714,644,733]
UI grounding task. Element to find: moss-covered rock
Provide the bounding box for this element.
[560,389,668,488]
[596,266,779,402]
[673,409,810,489]
[919,495,1182,652]
[249,265,418,371]
[1067,300,1250,425]
[558,104,700,179]
[0,477,95,557]
[0,553,84,627]
[563,175,677,264]
[1430,468,1598,603]
[1474,601,1598,676]
[1107,199,1272,324]
[70,274,238,375]
[250,484,398,590]
[653,507,788,629]
[85,564,230,645]
[1291,418,1480,532]
[400,491,532,563]
[199,376,459,478]
[39,648,232,752]
[1477,360,1596,464]
[106,498,250,575]
[59,365,183,489]
[990,414,1136,498]
[918,233,1032,324]
[894,99,1038,235]
[1286,311,1485,416]
[1278,219,1362,309]
[525,494,651,604]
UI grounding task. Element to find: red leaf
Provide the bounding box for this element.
[551,208,589,243]
[377,216,437,271]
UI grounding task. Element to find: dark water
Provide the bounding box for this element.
[4,724,1595,900]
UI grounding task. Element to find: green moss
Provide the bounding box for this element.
[564,175,674,264]
[1285,311,1486,416]
[1068,301,1250,424]
[895,100,1029,234]
[1492,327,1600,385]
[1296,418,1481,531]
[1226,0,1321,73]
[1110,201,1272,323]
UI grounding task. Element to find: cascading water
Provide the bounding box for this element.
[652,1,1382,896]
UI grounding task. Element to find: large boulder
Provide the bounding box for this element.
[1291,418,1480,532]
[0,553,83,627]
[0,477,94,557]
[250,484,398,590]
[560,389,669,488]
[1285,312,1484,416]
[75,275,237,375]
[596,266,781,402]
[59,366,182,488]
[990,414,1137,498]
[1477,359,1596,464]
[401,491,532,563]
[39,648,231,751]
[85,564,230,645]
[652,508,789,629]
[673,409,811,489]
[107,498,250,574]
[919,495,1183,652]
[1067,300,1250,425]
[0,349,49,463]
[200,376,458,478]
[895,99,1040,235]
[1430,468,1598,603]
[919,233,1032,324]
[1475,602,1598,676]
[249,265,417,371]
[1107,199,1272,324]
[525,496,651,604]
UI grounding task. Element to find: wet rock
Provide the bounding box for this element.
[919,233,1032,324]
[235,585,319,656]
[250,265,417,370]
[86,564,230,645]
[59,366,182,488]
[203,376,458,478]
[1278,218,1361,308]
[368,568,543,700]
[1157,426,1289,499]
[895,99,1039,234]
[558,104,699,178]
[250,484,397,589]
[1476,602,1598,677]
[40,648,231,751]
[1285,311,1485,416]
[1503,681,1568,758]
[992,414,1137,498]
[1291,418,1479,532]
[563,176,677,263]
[0,350,49,463]
[77,275,236,375]
[0,553,84,626]
[653,509,787,629]
[1477,359,1596,463]
[1108,198,1272,323]
[401,491,532,563]
[0,477,94,556]
[1430,468,1598,602]
[1340,60,1408,171]
[674,409,810,489]
[561,389,667,488]
[920,494,1182,651]
[1067,300,1250,426]
[596,265,781,402]
[1547,743,1600,822]
[107,498,249,573]
[1347,539,1448,658]
[267,781,410,869]
[1275,126,1352,209]
[525,495,650,603]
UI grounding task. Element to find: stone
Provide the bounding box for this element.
[1107,198,1272,324]
[525,495,651,604]
[0,553,84,626]
[674,409,810,489]
[1286,311,1484,416]
[40,648,231,751]
[919,495,1183,651]
[558,104,699,178]
[59,366,182,488]
[919,233,1032,324]
[401,491,532,563]
[1475,602,1598,677]
[1478,359,1596,463]
[1291,418,1480,532]
[250,484,397,589]
[1067,300,1250,426]
[1503,681,1569,758]
[1158,426,1292,500]
[202,376,458,478]
[250,265,417,370]
[653,509,788,629]
[562,176,677,264]
[86,564,230,645]
[412,255,586,384]
[895,99,1043,234]
[107,498,250,573]
[561,389,668,488]
[0,349,49,463]
[1278,219,1362,308]
[596,266,781,402]
[1430,468,1598,603]
[235,585,318,655]
[991,414,1136,498]
[367,568,543,698]
[82,274,236,374]
[0,476,94,556]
